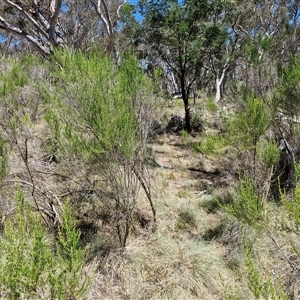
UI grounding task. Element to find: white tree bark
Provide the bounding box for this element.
[0,15,51,55]
[215,64,228,104]
[0,0,63,55]
[91,0,126,66]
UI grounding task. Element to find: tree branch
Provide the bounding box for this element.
[49,0,63,45]
[2,0,49,39]
[90,0,123,65]
[0,16,50,55]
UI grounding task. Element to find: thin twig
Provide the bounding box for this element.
[263,223,299,274]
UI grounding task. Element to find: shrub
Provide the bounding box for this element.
[243,235,288,299]
[44,49,157,246]
[227,97,270,169]
[281,185,300,228]
[193,133,228,155]
[258,141,280,168]
[225,174,266,227]
[0,189,92,299]
[206,98,218,113]
[277,59,300,118]
[0,58,27,96]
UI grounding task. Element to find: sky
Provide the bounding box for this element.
[127,0,143,22]
[127,0,138,4]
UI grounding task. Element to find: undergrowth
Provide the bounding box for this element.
[1,50,300,300]
[0,189,92,299]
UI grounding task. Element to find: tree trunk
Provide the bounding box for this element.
[168,67,179,94]
[214,64,228,104]
[215,77,222,103]
[184,98,191,133]
[49,0,63,46]
[181,81,191,133]
[91,0,125,66]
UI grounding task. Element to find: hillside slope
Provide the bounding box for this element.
[0,53,300,300]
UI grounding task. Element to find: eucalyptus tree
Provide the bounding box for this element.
[118,1,141,52]
[201,1,239,103]
[59,0,101,51]
[61,0,128,61]
[229,0,300,99]
[0,0,128,62]
[137,0,232,132]
[0,0,99,54]
[0,0,64,55]
[90,0,127,65]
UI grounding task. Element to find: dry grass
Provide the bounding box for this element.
[87,125,252,299]
[2,63,300,300]
[87,114,300,299]
[91,229,240,300]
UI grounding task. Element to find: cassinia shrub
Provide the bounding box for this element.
[0,188,91,299]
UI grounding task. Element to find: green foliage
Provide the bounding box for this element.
[50,49,151,160]
[206,98,218,113]
[258,141,280,168]
[0,54,43,148]
[181,129,190,145]
[228,97,270,149]
[45,49,156,247]
[0,190,91,299]
[193,134,228,155]
[281,185,300,228]
[245,35,272,65]
[227,97,270,170]
[0,54,38,96]
[0,63,26,96]
[49,48,154,162]
[225,174,266,226]
[139,0,233,131]
[243,239,261,299]
[44,110,61,141]
[120,2,140,35]
[203,25,228,59]
[51,200,91,299]
[243,236,288,299]
[277,58,300,117]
